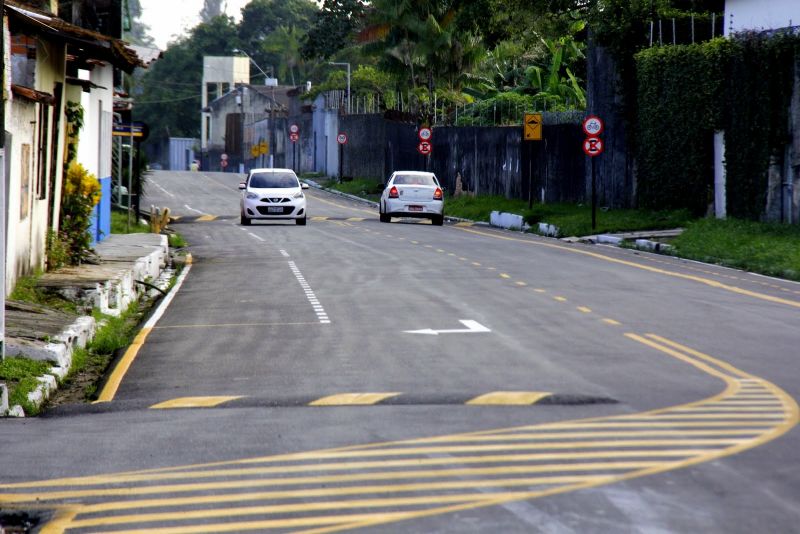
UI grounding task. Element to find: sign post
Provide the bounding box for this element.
[337,133,347,181]
[289,125,300,171]
[523,113,543,208]
[582,116,605,231]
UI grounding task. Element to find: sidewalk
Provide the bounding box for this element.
[2,233,172,416]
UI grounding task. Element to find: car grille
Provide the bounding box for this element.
[261,197,290,203]
[256,205,295,215]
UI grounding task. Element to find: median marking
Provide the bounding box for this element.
[467,392,551,405]
[309,393,400,406]
[151,396,242,409]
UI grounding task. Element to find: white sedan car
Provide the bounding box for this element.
[239,168,308,226]
[379,171,444,225]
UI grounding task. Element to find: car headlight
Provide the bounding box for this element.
[246,192,259,200]
[293,191,304,199]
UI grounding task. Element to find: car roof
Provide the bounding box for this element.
[390,171,435,176]
[249,168,296,174]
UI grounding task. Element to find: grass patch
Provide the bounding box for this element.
[111,208,149,234]
[0,357,53,415]
[9,273,78,314]
[323,177,384,201]
[168,233,188,248]
[525,203,692,237]
[446,195,529,222]
[672,218,800,281]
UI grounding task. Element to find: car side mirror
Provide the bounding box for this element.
[301,183,309,190]
[238,182,246,190]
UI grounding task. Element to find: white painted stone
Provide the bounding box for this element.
[596,234,624,245]
[490,211,530,231]
[0,383,8,414]
[538,222,560,236]
[8,405,25,417]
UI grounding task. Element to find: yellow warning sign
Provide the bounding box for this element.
[524,113,543,141]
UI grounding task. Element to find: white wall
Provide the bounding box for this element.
[77,65,114,180]
[725,0,800,35]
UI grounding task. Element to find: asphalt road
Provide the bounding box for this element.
[1,170,799,533]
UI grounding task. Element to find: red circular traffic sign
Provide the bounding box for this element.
[582,116,604,136]
[289,124,299,134]
[583,136,604,157]
[418,127,432,141]
[289,132,299,143]
[337,133,348,144]
[417,141,432,155]
[220,159,228,168]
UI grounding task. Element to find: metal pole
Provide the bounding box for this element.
[127,126,134,232]
[338,143,343,181]
[591,156,597,231]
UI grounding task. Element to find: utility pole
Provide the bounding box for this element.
[1,0,6,361]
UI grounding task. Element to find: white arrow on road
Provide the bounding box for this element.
[404,320,491,336]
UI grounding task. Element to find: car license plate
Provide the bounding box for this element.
[408,205,423,212]
[267,207,283,213]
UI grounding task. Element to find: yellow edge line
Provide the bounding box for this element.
[455,226,800,309]
[94,326,152,403]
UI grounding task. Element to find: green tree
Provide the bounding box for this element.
[134,16,241,139]
[238,0,317,64]
[301,0,366,60]
[200,0,224,23]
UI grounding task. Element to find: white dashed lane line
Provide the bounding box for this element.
[288,261,330,324]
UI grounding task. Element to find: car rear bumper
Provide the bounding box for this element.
[384,199,443,216]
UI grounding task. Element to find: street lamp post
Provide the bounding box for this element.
[329,62,351,114]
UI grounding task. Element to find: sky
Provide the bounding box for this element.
[138,0,250,50]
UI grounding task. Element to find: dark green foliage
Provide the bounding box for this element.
[635,39,727,215]
[135,17,241,139]
[301,0,366,60]
[635,33,800,220]
[723,32,797,219]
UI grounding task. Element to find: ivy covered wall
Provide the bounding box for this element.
[635,32,799,219]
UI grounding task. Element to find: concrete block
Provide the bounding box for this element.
[490,211,530,231]
[5,338,71,368]
[0,383,8,415]
[538,222,560,236]
[596,234,624,245]
[8,405,25,417]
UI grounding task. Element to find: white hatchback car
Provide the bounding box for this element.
[379,171,444,225]
[239,168,308,226]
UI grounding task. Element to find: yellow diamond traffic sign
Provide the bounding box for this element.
[524,113,543,141]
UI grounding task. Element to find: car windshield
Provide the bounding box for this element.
[393,174,437,186]
[249,172,298,188]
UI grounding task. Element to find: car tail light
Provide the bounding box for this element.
[433,188,443,200]
[389,186,399,198]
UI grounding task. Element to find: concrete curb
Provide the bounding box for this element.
[3,235,172,417]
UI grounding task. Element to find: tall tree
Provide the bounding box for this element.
[127,0,155,47]
[134,16,241,139]
[301,0,366,60]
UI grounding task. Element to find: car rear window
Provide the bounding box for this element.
[393,174,437,186]
[249,172,299,188]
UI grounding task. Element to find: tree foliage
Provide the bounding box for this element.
[301,0,366,60]
[135,16,240,139]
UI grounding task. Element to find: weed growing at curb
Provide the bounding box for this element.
[0,358,53,415]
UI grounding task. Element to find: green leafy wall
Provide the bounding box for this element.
[635,33,799,219]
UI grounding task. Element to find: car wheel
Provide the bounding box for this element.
[432,214,444,226]
[241,213,251,226]
[296,217,307,226]
[380,212,391,223]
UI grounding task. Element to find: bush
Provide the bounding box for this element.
[60,161,101,265]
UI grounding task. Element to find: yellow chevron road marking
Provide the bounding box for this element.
[195,214,216,221]
[309,392,400,406]
[466,391,550,405]
[150,396,242,409]
[3,335,796,533]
